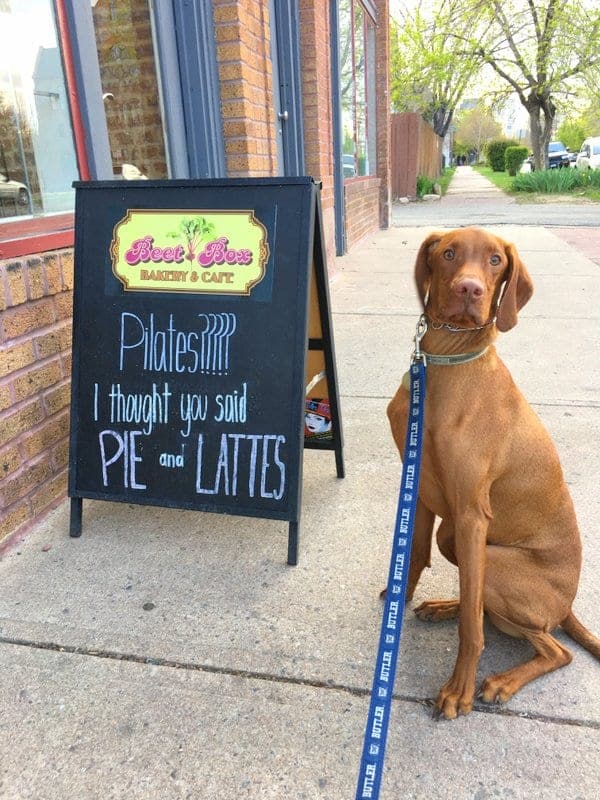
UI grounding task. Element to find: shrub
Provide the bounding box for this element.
[486,138,519,171]
[505,146,529,176]
[587,169,600,189]
[512,168,585,193]
[416,174,435,197]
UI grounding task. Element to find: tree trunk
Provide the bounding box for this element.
[525,95,556,171]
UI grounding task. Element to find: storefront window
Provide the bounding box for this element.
[339,0,376,179]
[91,0,168,179]
[0,0,78,221]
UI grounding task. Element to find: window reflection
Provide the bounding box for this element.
[338,0,376,178]
[92,0,168,179]
[0,0,78,220]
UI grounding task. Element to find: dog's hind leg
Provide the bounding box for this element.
[479,614,572,703]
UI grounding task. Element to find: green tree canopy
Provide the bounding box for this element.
[391,1,600,170]
[390,0,486,138]
[453,106,502,159]
[471,0,600,169]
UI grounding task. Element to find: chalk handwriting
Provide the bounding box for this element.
[119,312,237,375]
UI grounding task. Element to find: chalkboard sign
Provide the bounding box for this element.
[68,177,343,563]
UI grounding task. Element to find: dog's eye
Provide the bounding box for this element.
[443,249,454,261]
[490,254,501,266]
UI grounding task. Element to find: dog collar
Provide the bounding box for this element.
[402,346,489,388]
[420,347,489,366]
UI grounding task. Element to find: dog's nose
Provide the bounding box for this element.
[453,277,484,300]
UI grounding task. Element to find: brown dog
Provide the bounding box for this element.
[386,226,600,719]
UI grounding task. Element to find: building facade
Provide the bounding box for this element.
[0,0,391,547]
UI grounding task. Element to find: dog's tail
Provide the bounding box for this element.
[561,612,600,660]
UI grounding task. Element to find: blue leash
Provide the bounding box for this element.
[355,320,427,800]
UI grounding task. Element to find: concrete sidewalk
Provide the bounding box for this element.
[1,223,599,799]
[445,165,508,198]
[393,165,600,227]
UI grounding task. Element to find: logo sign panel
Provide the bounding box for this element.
[110,210,270,295]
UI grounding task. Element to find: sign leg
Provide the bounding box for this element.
[335,441,345,479]
[287,520,299,566]
[69,498,82,538]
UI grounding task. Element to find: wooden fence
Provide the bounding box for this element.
[391,113,443,199]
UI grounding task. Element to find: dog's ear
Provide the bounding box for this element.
[496,242,534,332]
[414,233,442,307]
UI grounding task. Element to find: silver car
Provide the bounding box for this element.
[0,172,30,205]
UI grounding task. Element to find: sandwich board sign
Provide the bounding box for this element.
[68,177,343,564]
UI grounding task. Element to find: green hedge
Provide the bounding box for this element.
[505,146,529,176]
[486,138,519,172]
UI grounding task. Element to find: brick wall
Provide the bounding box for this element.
[344,177,382,250]
[298,0,336,267]
[214,0,278,176]
[375,0,391,229]
[0,252,73,548]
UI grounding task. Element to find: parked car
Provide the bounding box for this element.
[547,141,570,169]
[0,172,30,205]
[342,154,356,178]
[575,136,600,170]
[525,141,570,170]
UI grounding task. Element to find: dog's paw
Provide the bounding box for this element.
[414,599,460,622]
[434,675,475,719]
[478,674,517,704]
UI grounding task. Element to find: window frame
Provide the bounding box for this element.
[0,0,89,259]
[0,0,197,258]
[340,0,377,182]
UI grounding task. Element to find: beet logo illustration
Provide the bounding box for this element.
[167,216,216,263]
[111,210,269,295]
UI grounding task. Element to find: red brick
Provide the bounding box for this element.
[13,360,63,403]
[0,444,21,477]
[60,251,74,291]
[30,470,68,516]
[54,292,73,321]
[25,259,46,300]
[5,261,29,307]
[0,500,31,541]
[1,298,56,341]
[0,385,11,412]
[21,410,70,460]
[34,323,72,360]
[0,340,36,377]
[43,254,63,295]
[0,399,45,446]
[52,437,70,470]
[43,381,71,416]
[0,456,52,506]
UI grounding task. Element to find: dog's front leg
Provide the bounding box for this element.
[435,508,487,719]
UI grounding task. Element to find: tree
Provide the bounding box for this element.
[472,0,600,170]
[556,120,587,153]
[453,106,502,160]
[390,1,486,139]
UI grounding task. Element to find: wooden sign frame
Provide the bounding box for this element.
[68,177,343,564]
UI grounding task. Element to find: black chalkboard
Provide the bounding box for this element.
[68,177,343,563]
